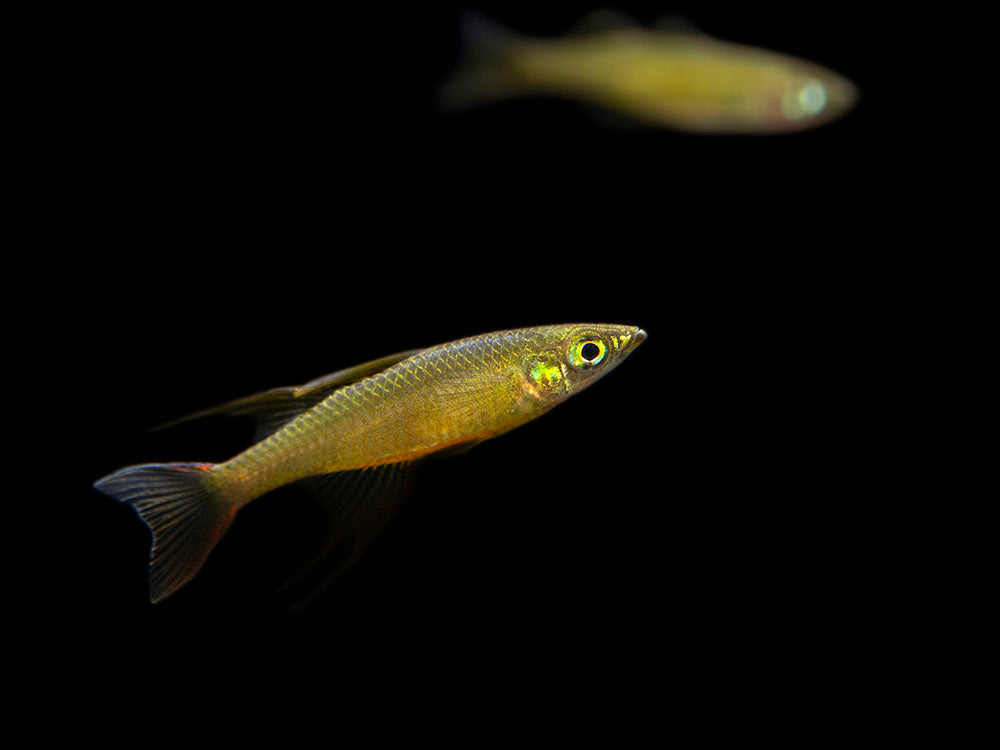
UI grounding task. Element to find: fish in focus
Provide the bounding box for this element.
[94,323,646,603]
[441,12,858,134]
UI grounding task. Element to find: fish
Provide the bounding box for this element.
[94,323,647,603]
[441,12,858,134]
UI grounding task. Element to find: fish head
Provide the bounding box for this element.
[522,323,646,402]
[760,64,859,132]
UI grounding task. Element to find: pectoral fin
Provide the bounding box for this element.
[155,348,422,439]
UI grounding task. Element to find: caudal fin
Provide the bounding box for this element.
[438,12,527,111]
[94,462,236,603]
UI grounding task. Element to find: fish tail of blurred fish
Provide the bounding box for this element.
[438,12,528,111]
[93,462,236,603]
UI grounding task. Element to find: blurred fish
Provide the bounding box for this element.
[441,11,858,133]
[94,323,646,603]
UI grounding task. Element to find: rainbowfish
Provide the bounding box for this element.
[94,323,646,603]
[442,12,858,133]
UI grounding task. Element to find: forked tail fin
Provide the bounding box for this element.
[93,462,236,602]
[438,12,527,111]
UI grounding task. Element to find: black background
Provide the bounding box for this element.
[40,0,902,728]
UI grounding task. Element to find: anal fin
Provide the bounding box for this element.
[277,461,419,611]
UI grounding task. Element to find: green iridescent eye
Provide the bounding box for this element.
[569,338,607,369]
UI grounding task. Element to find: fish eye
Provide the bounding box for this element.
[569,338,607,369]
[782,78,827,120]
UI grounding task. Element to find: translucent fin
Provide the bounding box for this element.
[653,15,705,35]
[277,462,419,611]
[572,9,640,33]
[155,348,422,439]
[93,462,236,602]
[456,10,519,53]
[433,438,487,458]
[438,12,527,111]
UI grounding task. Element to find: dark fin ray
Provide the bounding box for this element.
[93,462,236,602]
[153,349,422,439]
[277,462,418,612]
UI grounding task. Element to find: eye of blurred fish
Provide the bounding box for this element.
[570,338,607,369]
[781,78,827,120]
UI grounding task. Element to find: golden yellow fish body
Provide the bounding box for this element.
[95,323,646,602]
[444,14,857,133]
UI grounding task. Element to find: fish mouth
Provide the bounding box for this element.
[633,328,647,346]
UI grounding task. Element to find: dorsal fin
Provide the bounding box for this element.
[572,9,640,33]
[652,14,705,35]
[155,348,422,439]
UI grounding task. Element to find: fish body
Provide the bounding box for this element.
[94,323,646,602]
[443,14,858,133]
